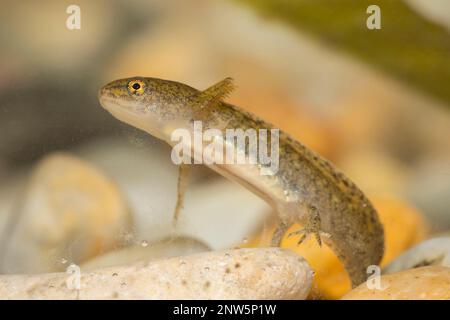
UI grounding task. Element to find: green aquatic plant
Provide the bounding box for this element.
[234,0,450,107]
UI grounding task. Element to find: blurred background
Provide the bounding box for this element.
[0,0,449,296]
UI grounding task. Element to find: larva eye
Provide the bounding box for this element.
[128,80,145,95]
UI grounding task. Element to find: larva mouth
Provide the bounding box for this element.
[98,94,146,117]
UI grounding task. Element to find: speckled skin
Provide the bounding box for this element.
[98,77,384,287]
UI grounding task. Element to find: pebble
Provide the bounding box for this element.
[0,248,313,300]
[81,236,210,271]
[1,153,132,274]
[342,266,450,300]
[383,237,450,274]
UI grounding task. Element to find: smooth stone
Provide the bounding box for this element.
[342,266,450,300]
[405,160,450,231]
[81,236,210,271]
[383,237,450,274]
[1,153,132,274]
[0,248,313,300]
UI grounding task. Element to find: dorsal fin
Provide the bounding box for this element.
[196,77,235,109]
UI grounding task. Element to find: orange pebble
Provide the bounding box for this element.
[242,195,428,299]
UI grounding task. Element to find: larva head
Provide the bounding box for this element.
[98,76,199,140]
